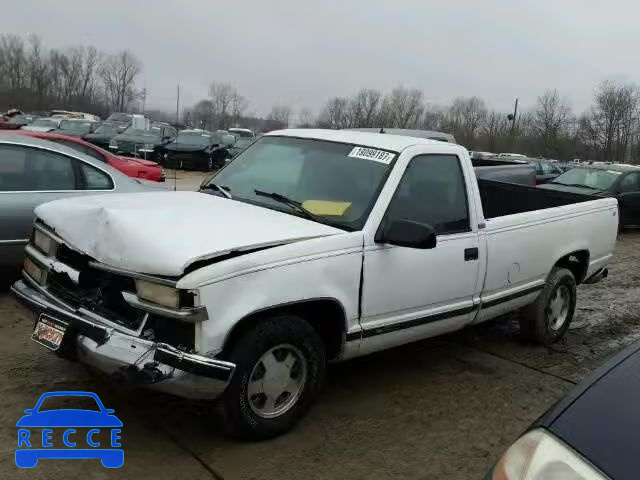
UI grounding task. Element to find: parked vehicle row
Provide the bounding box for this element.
[10,129,617,440]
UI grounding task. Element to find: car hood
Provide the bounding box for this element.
[118,156,160,167]
[164,143,210,153]
[34,191,343,276]
[547,344,640,480]
[537,183,605,195]
[16,410,123,428]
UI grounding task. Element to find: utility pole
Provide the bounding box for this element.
[141,86,147,114]
[176,84,180,124]
[507,98,519,150]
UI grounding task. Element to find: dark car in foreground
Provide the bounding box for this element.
[83,123,126,149]
[162,129,233,170]
[539,164,640,228]
[109,123,177,161]
[52,119,99,137]
[488,341,640,480]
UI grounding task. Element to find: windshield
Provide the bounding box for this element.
[31,118,59,127]
[207,136,395,230]
[230,129,254,138]
[176,132,212,146]
[37,395,102,412]
[94,124,122,135]
[107,113,131,123]
[552,168,621,190]
[123,126,161,138]
[59,120,93,132]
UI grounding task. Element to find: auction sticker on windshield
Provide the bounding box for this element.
[348,147,394,164]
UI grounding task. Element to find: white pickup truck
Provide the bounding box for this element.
[12,129,617,439]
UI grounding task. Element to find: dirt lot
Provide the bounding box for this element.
[1,172,639,479]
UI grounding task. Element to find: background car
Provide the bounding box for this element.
[105,112,132,127]
[488,341,640,480]
[109,123,177,161]
[228,127,255,138]
[162,129,233,170]
[0,114,34,130]
[83,123,126,149]
[51,119,100,137]
[539,164,640,228]
[22,117,62,132]
[16,131,165,182]
[0,135,162,276]
[525,157,565,184]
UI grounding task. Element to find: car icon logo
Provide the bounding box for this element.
[15,391,124,468]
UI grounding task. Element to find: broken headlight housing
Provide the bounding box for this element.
[135,280,182,308]
[491,429,606,480]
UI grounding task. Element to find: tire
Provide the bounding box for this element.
[519,267,576,345]
[219,315,325,440]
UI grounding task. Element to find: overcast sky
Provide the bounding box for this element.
[3,0,639,118]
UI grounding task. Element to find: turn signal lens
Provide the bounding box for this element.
[135,280,180,308]
[24,257,45,285]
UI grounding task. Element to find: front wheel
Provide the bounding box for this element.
[219,315,325,440]
[519,267,576,344]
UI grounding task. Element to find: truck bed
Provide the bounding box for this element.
[478,179,595,219]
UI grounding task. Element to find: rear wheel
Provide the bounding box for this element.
[219,315,325,439]
[519,267,576,344]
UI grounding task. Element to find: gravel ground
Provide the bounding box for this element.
[1,172,639,479]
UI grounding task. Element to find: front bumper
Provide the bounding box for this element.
[11,279,235,400]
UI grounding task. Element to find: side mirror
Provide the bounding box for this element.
[375,219,437,249]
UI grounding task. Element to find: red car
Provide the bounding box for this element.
[12,131,164,182]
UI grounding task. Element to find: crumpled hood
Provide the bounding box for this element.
[35,191,343,277]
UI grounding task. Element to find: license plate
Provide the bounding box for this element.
[32,314,68,351]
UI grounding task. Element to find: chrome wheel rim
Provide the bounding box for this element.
[548,285,570,331]
[247,344,307,419]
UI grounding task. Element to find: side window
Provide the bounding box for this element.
[79,162,114,190]
[619,173,639,193]
[385,154,470,235]
[0,145,75,191]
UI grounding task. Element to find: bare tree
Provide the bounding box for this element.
[481,111,509,152]
[384,86,424,128]
[317,97,351,129]
[533,89,573,156]
[421,106,446,131]
[231,89,248,127]
[296,107,315,127]
[268,105,293,127]
[209,82,234,129]
[444,96,487,147]
[100,50,141,112]
[349,88,383,127]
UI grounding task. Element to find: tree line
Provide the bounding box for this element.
[0,34,141,117]
[3,34,640,161]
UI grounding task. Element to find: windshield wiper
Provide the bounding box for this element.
[202,183,233,199]
[254,190,321,222]
[551,182,599,190]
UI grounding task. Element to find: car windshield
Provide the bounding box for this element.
[94,124,122,135]
[123,126,161,138]
[231,129,254,138]
[207,136,395,230]
[59,120,94,133]
[107,113,131,123]
[177,132,212,146]
[31,118,59,127]
[37,395,102,412]
[551,168,622,190]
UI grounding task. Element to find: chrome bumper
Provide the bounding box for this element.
[10,279,235,400]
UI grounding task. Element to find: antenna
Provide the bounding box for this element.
[379,127,385,134]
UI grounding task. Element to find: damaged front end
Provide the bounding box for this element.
[11,222,235,399]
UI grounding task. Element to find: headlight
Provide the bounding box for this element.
[143,143,155,150]
[491,429,606,480]
[135,280,180,308]
[109,140,117,149]
[24,257,45,285]
[33,229,54,255]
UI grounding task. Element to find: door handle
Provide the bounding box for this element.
[464,247,479,261]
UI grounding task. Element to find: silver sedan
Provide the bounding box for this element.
[0,134,163,274]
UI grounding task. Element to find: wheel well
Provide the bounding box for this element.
[221,299,347,361]
[555,250,589,284]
